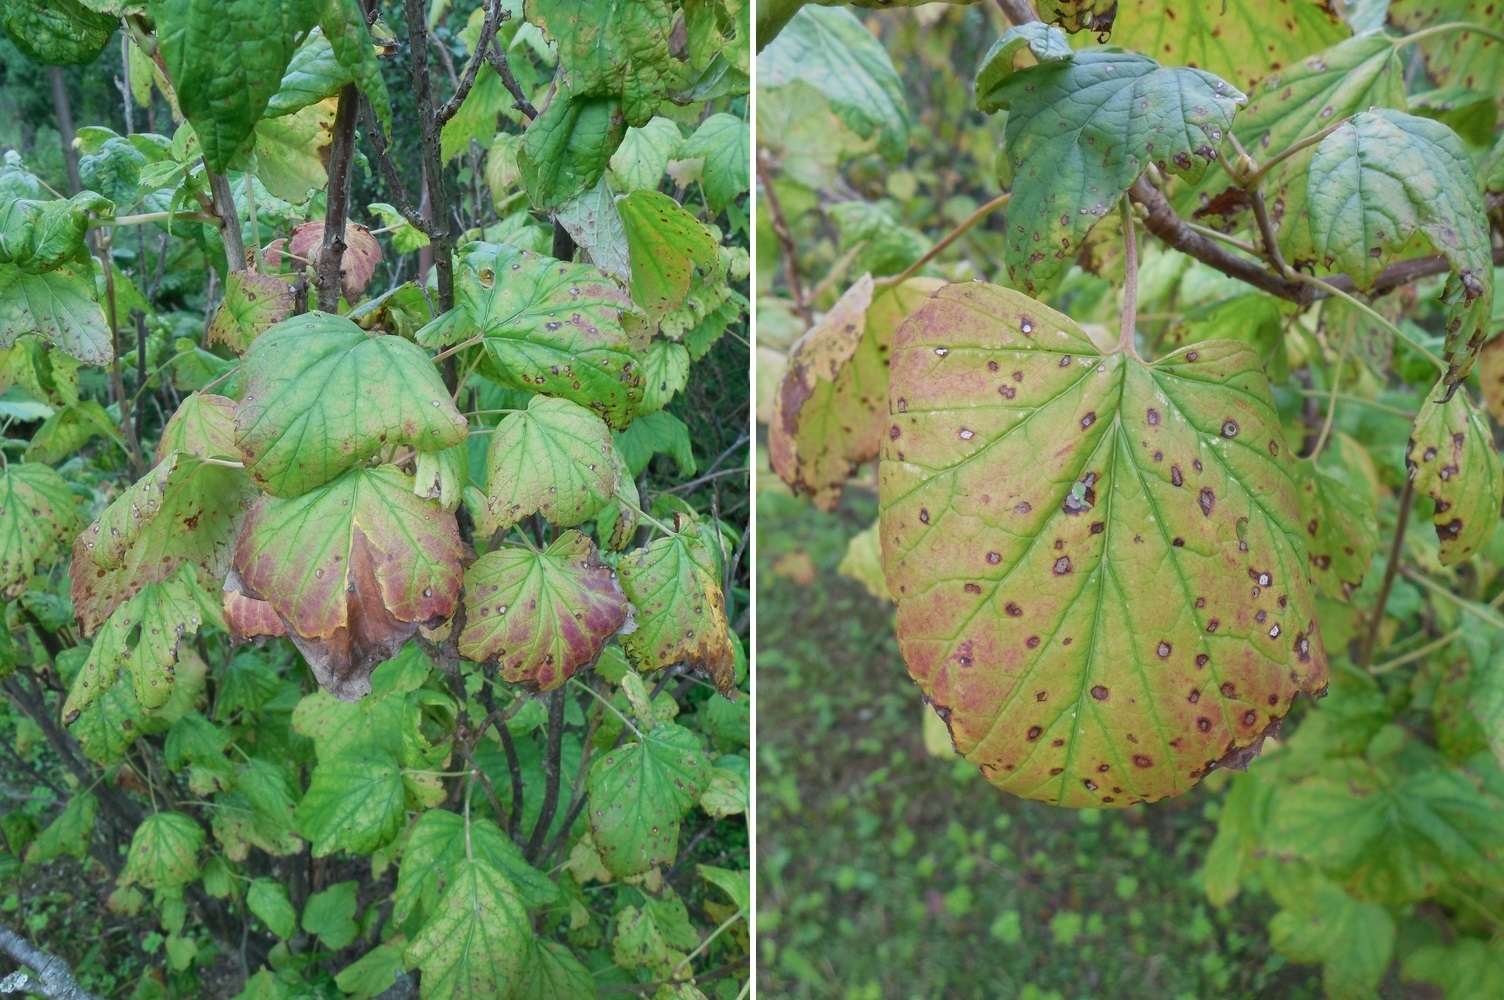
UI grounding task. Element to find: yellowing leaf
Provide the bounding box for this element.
[618,522,736,694]
[295,750,406,856]
[1406,381,1503,565]
[206,272,294,353]
[0,264,113,365]
[235,314,467,497]
[619,190,719,322]
[0,463,77,598]
[879,283,1327,807]
[459,531,630,691]
[1293,450,1379,601]
[121,811,204,890]
[403,858,531,1000]
[586,723,710,876]
[529,0,674,127]
[232,467,464,701]
[485,396,618,532]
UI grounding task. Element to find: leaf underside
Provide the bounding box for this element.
[879,282,1328,807]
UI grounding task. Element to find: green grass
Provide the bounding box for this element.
[754,487,1322,1000]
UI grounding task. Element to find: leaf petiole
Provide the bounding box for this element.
[570,678,643,740]
[1283,271,1445,372]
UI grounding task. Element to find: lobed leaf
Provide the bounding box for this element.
[459,531,630,691]
[586,723,711,876]
[0,264,113,365]
[206,272,294,353]
[484,396,618,532]
[528,0,674,127]
[392,809,555,934]
[618,522,736,694]
[121,811,204,890]
[0,462,78,598]
[0,0,117,65]
[294,749,406,856]
[1406,381,1503,565]
[519,94,628,211]
[403,858,531,1000]
[879,283,1327,807]
[1390,0,1504,100]
[618,191,720,322]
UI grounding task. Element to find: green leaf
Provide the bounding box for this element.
[678,113,749,212]
[247,878,299,939]
[0,462,77,598]
[157,393,239,463]
[613,409,695,478]
[1406,381,1503,565]
[295,750,406,856]
[403,858,531,1000]
[1102,0,1347,89]
[973,22,1074,112]
[235,313,467,496]
[392,809,554,934]
[232,466,463,701]
[484,396,618,532]
[1471,649,1504,773]
[0,0,117,65]
[334,941,409,1000]
[517,941,596,1000]
[426,242,642,428]
[618,522,736,693]
[459,531,629,690]
[612,893,699,977]
[25,399,124,464]
[770,276,943,509]
[519,94,628,211]
[878,282,1327,807]
[154,0,323,171]
[302,880,358,950]
[207,272,295,353]
[758,6,909,162]
[586,722,711,876]
[978,47,1244,294]
[528,0,673,127]
[321,0,392,136]
[0,191,112,273]
[368,203,430,255]
[0,264,113,364]
[609,117,682,193]
[1292,453,1378,601]
[1268,883,1394,1000]
[121,811,204,889]
[554,181,630,282]
[1391,0,1504,100]
[698,864,750,915]
[618,190,719,322]
[265,27,350,118]
[637,339,689,416]
[1403,940,1504,999]
[70,450,257,634]
[24,791,98,864]
[1308,110,1494,387]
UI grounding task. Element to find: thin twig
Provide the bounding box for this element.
[437,2,507,125]
[315,84,361,312]
[0,922,105,1000]
[1358,476,1415,670]
[877,192,1011,288]
[756,150,811,326]
[524,690,567,862]
[483,37,538,120]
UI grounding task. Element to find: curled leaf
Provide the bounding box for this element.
[1407,382,1503,565]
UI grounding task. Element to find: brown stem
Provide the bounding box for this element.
[524,689,566,862]
[878,192,1011,289]
[436,1,507,126]
[996,0,1041,24]
[0,921,105,1000]
[483,38,538,120]
[1359,476,1416,670]
[404,0,455,312]
[48,67,81,195]
[315,85,360,313]
[205,168,247,274]
[756,150,811,325]
[98,248,146,477]
[497,722,526,844]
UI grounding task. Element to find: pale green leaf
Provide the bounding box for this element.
[392,809,554,935]
[484,396,617,532]
[0,462,77,598]
[248,878,299,939]
[1406,380,1503,565]
[618,522,735,693]
[295,750,406,856]
[121,811,204,889]
[637,339,689,415]
[619,190,718,321]
[586,723,711,876]
[609,117,682,193]
[555,181,631,281]
[24,791,98,864]
[677,113,749,212]
[403,858,531,1000]
[0,264,113,364]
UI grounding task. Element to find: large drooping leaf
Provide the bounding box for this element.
[153,0,323,171]
[0,462,78,598]
[1099,0,1347,89]
[206,272,294,353]
[459,531,630,690]
[294,749,406,856]
[0,264,113,364]
[1292,450,1379,602]
[484,396,618,532]
[235,313,467,496]
[0,0,117,65]
[618,522,736,694]
[392,810,555,935]
[618,191,719,322]
[403,858,531,1000]
[1406,381,1503,565]
[1390,0,1504,99]
[519,94,628,211]
[241,96,337,204]
[420,243,642,428]
[758,6,909,162]
[121,811,204,890]
[976,30,1245,293]
[528,0,673,127]
[0,191,112,273]
[70,451,257,634]
[770,275,944,509]
[878,282,1327,807]
[231,466,463,701]
[1308,111,1493,389]
[586,722,711,876]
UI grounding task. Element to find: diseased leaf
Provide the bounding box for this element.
[459,530,629,691]
[403,858,531,1000]
[156,394,239,464]
[1292,452,1379,602]
[484,396,617,532]
[612,893,698,976]
[286,220,383,300]
[295,749,405,856]
[0,0,117,65]
[421,242,642,428]
[879,283,1327,807]
[619,191,719,322]
[70,451,257,635]
[0,191,113,273]
[586,723,710,876]
[770,275,943,509]
[154,0,322,171]
[1406,381,1503,565]
[637,339,690,416]
[231,466,463,701]
[618,522,736,694]
[0,264,113,364]
[235,313,467,496]
[24,791,97,864]
[977,36,1245,293]
[1308,111,1493,389]
[241,95,338,204]
[555,181,631,281]
[1390,0,1504,100]
[974,22,1074,112]
[519,94,628,211]
[758,6,909,162]
[528,0,673,127]
[24,400,122,464]
[207,272,295,352]
[0,463,78,598]
[610,116,682,193]
[121,811,204,890]
[392,810,555,935]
